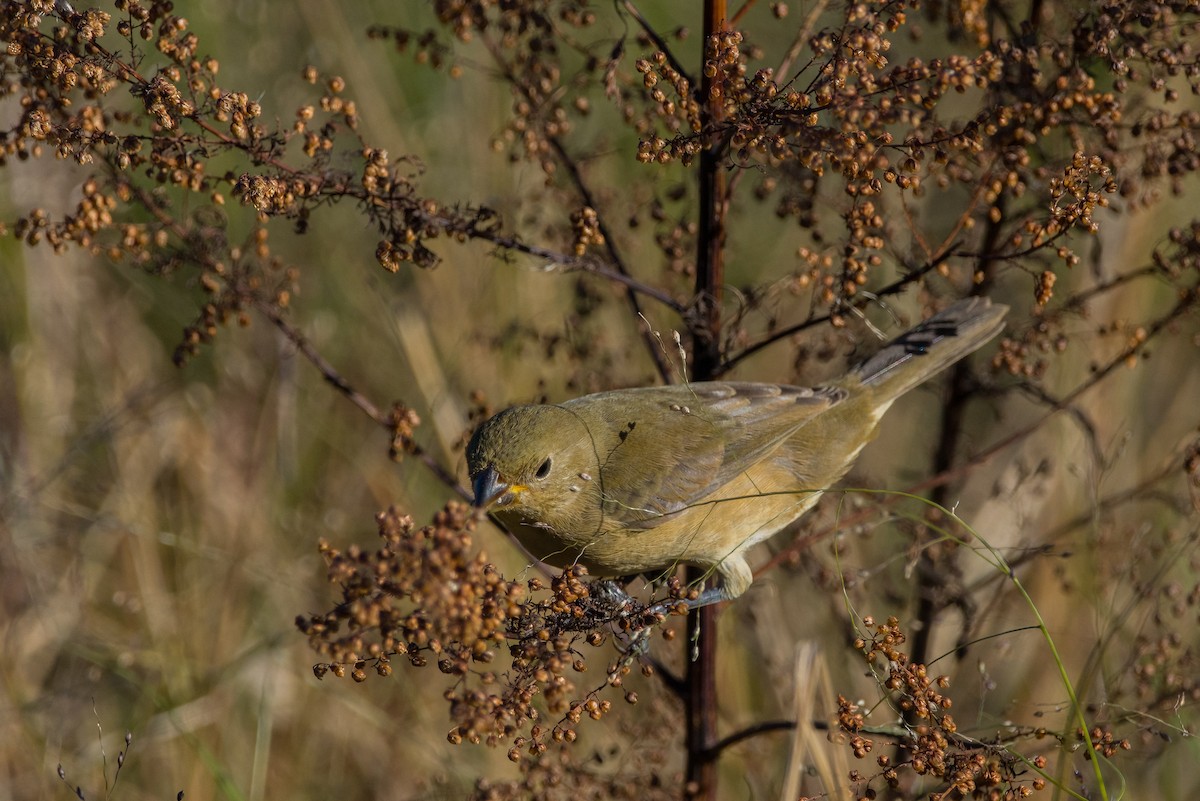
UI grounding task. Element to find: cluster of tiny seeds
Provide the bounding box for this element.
[1034,271,1056,306]
[1157,222,1200,280]
[387,404,422,461]
[298,502,683,753]
[856,617,954,727]
[469,736,679,801]
[993,305,1127,380]
[988,213,1200,381]
[0,6,306,357]
[1130,577,1200,716]
[843,617,1047,800]
[366,25,460,76]
[633,50,703,164]
[2,4,530,363]
[991,335,1051,380]
[568,206,605,256]
[1077,727,1132,761]
[1186,432,1200,512]
[624,1,1199,315]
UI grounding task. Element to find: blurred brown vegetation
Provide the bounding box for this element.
[2,1,1199,800]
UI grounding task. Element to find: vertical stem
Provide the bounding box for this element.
[693,5,728,382]
[685,1,727,799]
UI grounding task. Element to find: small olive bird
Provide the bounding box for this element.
[468,297,1007,608]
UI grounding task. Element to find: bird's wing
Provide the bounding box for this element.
[572,382,845,528]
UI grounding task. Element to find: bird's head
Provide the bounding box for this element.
[466,404,601,539]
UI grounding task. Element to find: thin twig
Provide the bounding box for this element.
[253,300,388,425]
[254,300,470,499]
[716,251,953,376]
[708,719,800,756]
[619,0,694,86]
[729,0,757,28]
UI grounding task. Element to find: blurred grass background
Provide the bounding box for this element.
[2,1,1199,799]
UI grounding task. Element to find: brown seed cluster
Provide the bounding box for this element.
[1186,431,1200,513]
[4,0,1197,373]
[842,617,1048,800]
[297,502,683,754]
[387,404,422,461]
[1076,727,1132,761]
[621,0,1200,317]
[469,735,679,801]
[569,205,605,256]
[1129,579,1200,716]
[0,2,526,364]
[989,215,1200,381]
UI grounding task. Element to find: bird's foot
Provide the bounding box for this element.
[590,578,636,612]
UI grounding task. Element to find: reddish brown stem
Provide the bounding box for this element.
[684,2,729,798]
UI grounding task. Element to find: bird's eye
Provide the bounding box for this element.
[535,457,552,479]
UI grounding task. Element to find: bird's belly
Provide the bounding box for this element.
[507,458,823,578]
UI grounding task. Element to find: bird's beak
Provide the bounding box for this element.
[472,465,509,509]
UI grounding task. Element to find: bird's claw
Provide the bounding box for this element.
[590,578,636,612]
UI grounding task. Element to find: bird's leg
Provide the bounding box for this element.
[585,576,681,659]
[583,580,731,667]
[584,578,656,659]
[588,569,733,659]
[591,583,660,661]
[645,555,748,615]
[645,584,728,617]
[681,585,729,611]
[600,560,744,619]
[591,574,685,616]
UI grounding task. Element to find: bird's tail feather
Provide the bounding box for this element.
[850,297,1008,403]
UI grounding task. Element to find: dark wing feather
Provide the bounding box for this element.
[566,382,844,528]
